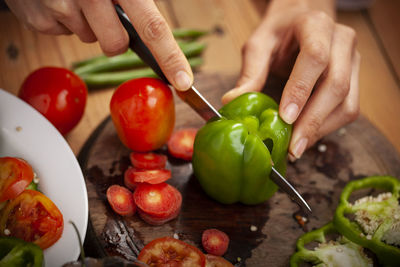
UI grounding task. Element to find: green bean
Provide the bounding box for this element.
[74,42,206,76]
[81,57,203,89]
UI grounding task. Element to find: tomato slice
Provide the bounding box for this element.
[202,229,229,256]
[106,185,136,216]
[205,254,234,267]
[138,236,206,266]
[125,168,171,185]
[0,157,34,202]
[133,183,182,225]
[130,152,167,170]
[167,128,198,161]
[0,189,63,249]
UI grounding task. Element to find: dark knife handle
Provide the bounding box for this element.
[115,5,169,84]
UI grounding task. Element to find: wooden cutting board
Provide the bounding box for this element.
[78,73,400,266]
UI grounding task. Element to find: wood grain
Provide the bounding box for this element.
[80,73,400,266]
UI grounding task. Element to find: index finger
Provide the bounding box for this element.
[118,0,193,91]
[279,11,334,124]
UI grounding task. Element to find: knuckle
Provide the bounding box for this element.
[47,1,73,20]
[330,75,351,99]
[306,116,323,139]
[101,34,129,56]
[141,15,168,42]
[305,41,329,67]
[344,103,360,123]
[31,17,57,34]
[159,48,183,70]
[289,79,311,103]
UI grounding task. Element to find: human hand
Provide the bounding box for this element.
[222,0,360,160]
[5,0,193,91]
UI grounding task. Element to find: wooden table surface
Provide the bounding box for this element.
[1,0,399,156]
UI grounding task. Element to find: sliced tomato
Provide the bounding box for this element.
[167,128,198,161]
[138,236,206,266]
[0,157,34,202]
[106,185,136,216]
[130,152,167,170]
[133,182,182,225]
[202,229,229,256]
[205,254,234,267]
[0,189,63,249]
[126,168,171,185]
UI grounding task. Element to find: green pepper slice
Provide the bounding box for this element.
[290,222,373,267]
[0,237,43,267]
[192,92,292,204]
[333,176,400,267]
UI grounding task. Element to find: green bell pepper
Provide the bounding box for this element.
[192,92,292,204]
[333,176,400,267]
[0,237,43,267]
[290,222,373,267]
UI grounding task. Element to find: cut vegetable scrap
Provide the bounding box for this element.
[106,185,136,216]
[129,152,167,170]
[202,229,229,256]
[168,128,198,161]
[125,168,171,185]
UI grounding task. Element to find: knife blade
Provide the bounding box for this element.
[115,5,311,213]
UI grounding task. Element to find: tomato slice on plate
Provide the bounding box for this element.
[205,254,234,267]
[130,152,167,170]
[0,189,63,249]
[202,229,230,256]
[0,157,34,202]
[133,182,182,225]
[106,185,136,216]
[125,168,171,185]
[167,128,198,161]
[138,236,206,266]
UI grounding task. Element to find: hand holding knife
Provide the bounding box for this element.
[115,5,311,213]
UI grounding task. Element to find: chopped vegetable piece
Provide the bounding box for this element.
[0,189,64,249]
[138,236,206,267]
[106,185,136,216]
[290,222,373,267]
[125,168,171,185]
[168,128,198,161]
[205,254,234,267]
[133,183,182,225]
[130,152,167,170]
[333,176,400,266]
[124,167,139,191]
[202,229,229,256]
[0,236,43,267]
[0,157,34,202]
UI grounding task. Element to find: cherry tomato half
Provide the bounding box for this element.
[0,157,34,202]
[19,67,87,135]
[0,189,64,249]
[138,237,206,266]
[110,78,175,152]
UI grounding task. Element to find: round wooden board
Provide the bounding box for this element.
[79,73,400,266]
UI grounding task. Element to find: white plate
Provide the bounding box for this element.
[0,89,88,266]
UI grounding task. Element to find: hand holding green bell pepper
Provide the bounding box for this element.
[290,222,373,267]
[333,176,400,267]
[0,237,43,267]
[192,92,292,204]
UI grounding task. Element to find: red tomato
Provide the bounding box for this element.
[133,182,182,225]
[110,78,175,152]
[168,128,198,161]
[0,157,34,202]
[205,254,234,267]
[202,229,229,256]
[138,237,206,266]
[0,189,63,249]
[106,185,136,216]
[19,67,87,135]
[130,152,167,170]
[125,168,171,185]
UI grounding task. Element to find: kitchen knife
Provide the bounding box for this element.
[115,5,312,213]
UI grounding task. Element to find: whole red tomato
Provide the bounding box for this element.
[110,78,175,152]
[19,67,87,135]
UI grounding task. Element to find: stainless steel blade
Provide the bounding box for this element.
[270,166,312,213]
[175,86,221,121]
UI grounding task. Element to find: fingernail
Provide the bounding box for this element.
[174,71,192,91]
[282,103,299,124]
[288,153,297,162]
[292,137,308,159]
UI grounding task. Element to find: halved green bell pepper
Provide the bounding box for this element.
[290,222,373,267]
[333,176,400,267]
[192,92,292,204]
[0,237,43,267]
